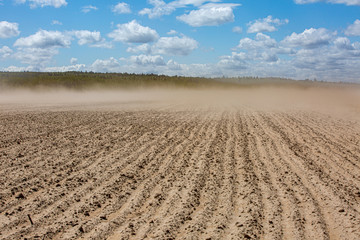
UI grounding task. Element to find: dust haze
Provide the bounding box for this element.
[1,86,360,117]
[1,85,360,239]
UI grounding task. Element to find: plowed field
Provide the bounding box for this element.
[1,88,360,239]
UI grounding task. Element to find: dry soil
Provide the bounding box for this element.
[0,87,360,240]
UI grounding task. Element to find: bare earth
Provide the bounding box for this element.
[0,88,360,240]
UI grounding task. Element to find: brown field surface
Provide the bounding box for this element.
[1,87,360,240]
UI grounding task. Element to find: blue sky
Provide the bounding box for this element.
[0,0,360,81]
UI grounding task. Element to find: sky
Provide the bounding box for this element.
[0,0,360,82]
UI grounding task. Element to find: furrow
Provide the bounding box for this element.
[106,112,215,240]
[252,111,330,240]
[1,111,196,239]
[259,111,360,239]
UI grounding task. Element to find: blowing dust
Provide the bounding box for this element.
[0,86,359,119]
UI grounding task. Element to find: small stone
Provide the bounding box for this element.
[15,193,25,199]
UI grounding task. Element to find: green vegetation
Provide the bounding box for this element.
[0,72,357,90]
[0,72,233,89]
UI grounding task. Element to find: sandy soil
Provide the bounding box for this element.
[0,87,360,240]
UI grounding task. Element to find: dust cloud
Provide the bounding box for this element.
[1,86,359,119]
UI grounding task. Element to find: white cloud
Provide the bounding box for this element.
[15,29,111,49]
[167,29,178,35]
[3,65,36,72]
[70,30,112,48]
[71,30,102,45]
[177,3,240,27]
[247,15,289,33]
[152,36,198,55]
[237,33,277,50]
[282,28,335,49]
[91,57,121,72]
[127,36,198,56]
[217,30,360,81]
[14,30,71,48]
[0,46,12,58]
[10,28,112,68]
[334,37,355,50]
[218,52,247,69]
[90,40,113,49]
[139,0,175,19]
[112,2,131,14]
[127,44,152,54]
[12,29,70,67]
[232,26,242,33]
[0,21,20,38]
[70,57,78,64]
[345,19,360,36]
[13,47,59,66]
[51,20,62,25]
[129,54,165,66]
[290,42,360,77]
[16,0,67,8]
[174,0,221,7]
[44,64,86,72]
[139,0,221,19]
[294,0,360,6]
[82,5,98,13]
[108,20,159,43]
[235,33,280,63]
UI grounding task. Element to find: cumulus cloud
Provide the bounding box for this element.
[127,44,152,54]
[282,28,335,49]
[3,65,36,72]
[217,29,360,81]
[71,30,102,45]
[127,36,198,56]
[345,19,360,36]
[247,15,288,33]
[10,28,113,68]
[69,30,112,48]
[15,0,67,8]
[139,0,176,19]
[139,0,221,19]
[0,21,20,38]
[108,20,159,43]
[112,2,131,14]
[237,33,277,50]
[81,5,98,13]
[12,30,70,67]
[294,0,360,6]
[91,57,121,72]
[44,64,86,72]
[13,47,59,66]
[177,3,240,27]
[14,30,71,48]
[129,54,165,66]
[152,36,198,55]
[235,33,280,63]
[218,52,247,69]
[334,37,354,50]
[0,46,12,58]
